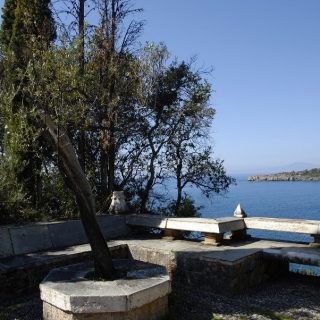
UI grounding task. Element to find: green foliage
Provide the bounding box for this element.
[160,195,202,218]
[0,155,37,224]
[9,0,56,57]
[0,0,234,224]
[0,0,16,48]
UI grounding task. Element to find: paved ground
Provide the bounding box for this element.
[168,273,320,320]
[1,236,318,272]
[1,273,320,320]
[1,236,320,319]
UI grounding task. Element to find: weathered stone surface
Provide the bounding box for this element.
[10,224,53,255]
[166,217,245,233]
[0,242,128,298]
[97,215,129,239]
[202,232,223,246]
[48,220,87,248]
[263,246,320,266]
[40,260,170,314]
[0,227,13,257]
[126,214,167,229]
[43,296,168,320]
[244,217,320,234]
[127,215,246,243]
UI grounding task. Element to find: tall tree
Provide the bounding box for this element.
[92,0,143,196]
[0,0,115,278]
[0,0,56,209]
[0,0,16,48]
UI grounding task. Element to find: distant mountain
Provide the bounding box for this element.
[248,168,320,182]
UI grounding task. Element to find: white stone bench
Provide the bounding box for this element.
[126,215,246,246]
[244,217,320,245]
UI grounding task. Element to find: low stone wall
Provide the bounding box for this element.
[41,260,171,320]
[127,242,289,295]
[43,296,168,320]
[0,215,129,258]
[0,244,129,298]
[175,252,288,295]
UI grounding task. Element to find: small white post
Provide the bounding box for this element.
[234,204,247,218]
[232,204,249,240]
[109,191,129,214]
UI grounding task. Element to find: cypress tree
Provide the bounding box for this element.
[1,0,56,62]
[0,0,56,210]
[0,0,16,48]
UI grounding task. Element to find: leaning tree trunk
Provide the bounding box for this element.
[41,112,115,279]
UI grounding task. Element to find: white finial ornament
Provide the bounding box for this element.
[234,204,247,218]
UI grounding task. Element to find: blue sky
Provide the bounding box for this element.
[1,0,320,174]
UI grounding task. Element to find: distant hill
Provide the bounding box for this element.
[248,168,320,182]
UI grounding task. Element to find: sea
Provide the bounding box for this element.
[185,174,320,243]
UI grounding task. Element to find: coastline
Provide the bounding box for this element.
[248,168,320,182]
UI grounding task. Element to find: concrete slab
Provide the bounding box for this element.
[126,214,167,229]
[10,224,53,255]
[48,220,87,248]
[116,237,311,264]
[97,215,129,239]
[0,227,13,258]
[245,217,320,234]
[127,215,245,234]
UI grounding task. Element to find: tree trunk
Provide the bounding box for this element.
[139,156,156,213]
[41,112,115,279]
[77,0,86,172]
[175,150,183,216]
[175,179,182,217]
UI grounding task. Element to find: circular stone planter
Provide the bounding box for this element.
[40,260,171,320]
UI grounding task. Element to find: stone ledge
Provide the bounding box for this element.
[126,214,245,234]
[40,260,171,315]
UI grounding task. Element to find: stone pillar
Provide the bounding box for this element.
[163,229,181,240]
[109,191,129,214]
[203,233,223,246]
[311,234,320,246]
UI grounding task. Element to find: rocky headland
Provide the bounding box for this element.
[248,168,320,182]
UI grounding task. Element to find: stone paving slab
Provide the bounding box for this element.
[1,236,315,270]
[115,237,313,264]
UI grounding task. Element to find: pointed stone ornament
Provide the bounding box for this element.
[234,204,247,218]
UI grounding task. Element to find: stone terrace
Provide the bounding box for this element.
[1,215,320,319]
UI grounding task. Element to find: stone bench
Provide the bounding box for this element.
[0,242,128,298]
[244,217,320,245]
[126,214,246,246]
[262,246,320,267]
[0,215,130,298]
[0,215,129,258]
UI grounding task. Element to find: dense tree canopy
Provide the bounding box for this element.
[0,0,234,225]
